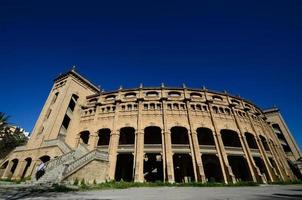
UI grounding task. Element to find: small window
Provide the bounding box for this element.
[167,104,172,110]
[173,103,179,110]
[46,109,52,119]
[225,108,231,115]
[112,106,116,111]
[105,95,116,101]
[191,104,196,110]
[168,91,181,97]
[144,104,148,110]
[52,92,59,104]
[219,107,224,113]
[212,106,218,113]
[196,104,202,111]
[190,92,202,98]
[203,105,208,111]
[127,104,132,110]
[125,92,136,98]
[146,91,159,97]
[231,99,240,105]
[245,104,251,109]
[106,106,111,112]
[180,104,185,110]
[156,104,161,110]
[150,103,155,110]
[133,104,138,110]
[212,95,223,101]
[102,107,105,112]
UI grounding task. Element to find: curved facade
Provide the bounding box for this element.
[1,69,301,184]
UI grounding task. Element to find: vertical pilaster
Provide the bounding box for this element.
[205,99,234,184]
[229,106,259,183]
[246,111,275,182]
[107,101,121,180]
[184,98,205,182]
[1,161,13,179]
[11,161,25,180]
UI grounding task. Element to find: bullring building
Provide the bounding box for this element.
[0,69,301,184]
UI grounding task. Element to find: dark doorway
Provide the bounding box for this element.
[80,131,90,144]
[115,154,134,181]
[228,156,252,182]
[173,154,195,183]
[144,153,163,182]
[98,128,111,146]
[202,154,223,182]
[119,127,135,145]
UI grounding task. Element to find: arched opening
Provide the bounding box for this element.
[245,132,258,149]
[79,131,90,144]
[115,153,134,181]
[143,153,163,182]
[221,129,241,147]
[202,154,223,182]
[228,156,252,182]
[119,127,135,145]
[98,128,111,146]
[171,126,189,144]
[287,160,302,180]
[144,126,162,144]
[39,155,50,163]
[10,159,19,177]
[260,135,270,151]
[197,128,215,145]
[21,157,32,179]
[173,154,195,183]
[0,161,9,178]
[253,157,269,181]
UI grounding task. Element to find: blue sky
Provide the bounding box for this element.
[0,1,301,148]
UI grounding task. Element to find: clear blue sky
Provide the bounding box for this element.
[0,1,301,149]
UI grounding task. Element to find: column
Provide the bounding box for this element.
[246,112,275,182]
[185,98,205,182]
[206,100,235,184]
[229,106,258,183]
[11,161,26,180]
[88,132,99,150]
[1,161,13,179]
[134,130,144,182]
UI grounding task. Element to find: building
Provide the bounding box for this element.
[0,69,301,184]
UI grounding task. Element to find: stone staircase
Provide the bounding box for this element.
[33,143,108,185]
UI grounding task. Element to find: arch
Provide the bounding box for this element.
[221,129,241,147]
[173,154,195,183]
[98,128,111,146]
[105,95,116,100]
[0,161,9,178]
[146,91,159,97]
[88,98,98,103]
[115,153,134,181]
[212,106,218,114]
[190,92,202,98]
[10,159,19,175]
[39,155,50,163]
[196,127,215,145]
[245,132,258,149]
[79,131,90,144]
[21,157,32,179]
[119,127,135,145]
[259,135,270,151]
[212,95,223,101]
[168,91,181,97]
[231,99,240,105]
[253,157,270,181]
[171,126,189,144]
[125,92,137,98]
[202,154,223,182]
[144,126,162,144]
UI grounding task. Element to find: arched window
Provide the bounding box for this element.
[260,135,270,151]
[51,92,59,104]
[146,91,159,97]
[105,95,116,101]
[150,103,155,110]
[225,108,231,115]
[79,131,90,144]
[98,129,111,146]
[190,92,202,98]
[127,104,132,110]
[171,126,189,144]
[221,129,241,147]
[212,106,218,114]
[168,91,181,97]
[231,99,240,105]
[219,107,224,113]
[39,155,50,163]
[197,128,215,145]
[119,127,135,145]
[144,126,162,144]
[125,92,137,98]
[245,132,258,149]
[173,103,179,110]
[212,95,223,101]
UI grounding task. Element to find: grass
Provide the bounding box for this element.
[76,180,259,191]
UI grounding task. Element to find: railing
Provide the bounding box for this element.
[144,144,162,149]
[118,144,135,151]
[250,148,260,154]
[199,145,217,153]
[45,150,76,172]
[43,138,71,154]
[171,144,190,149]
[225,146,244,154]
[62,150,108,177]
